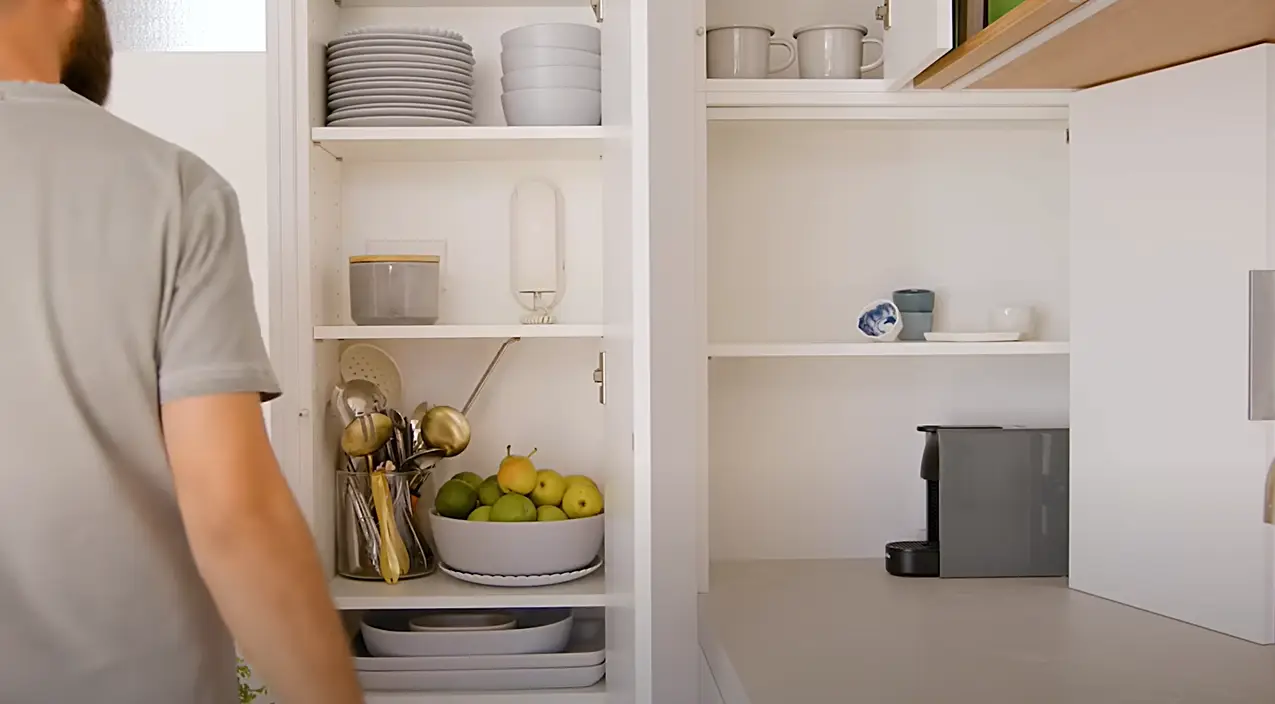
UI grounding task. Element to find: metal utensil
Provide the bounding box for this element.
[340,413,393,459]
[418,338,522,458]
[370,469,403,584]
[422,405,471,457]
[340,379,387,418]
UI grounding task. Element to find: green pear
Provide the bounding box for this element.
[468,506,492,521]
[452,471,483,490]
[490,493,537,522]
[477,477,505,507]
[537,505,568,521]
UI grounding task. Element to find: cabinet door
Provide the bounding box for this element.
[602,0,651,701]
[881,0,953,89]
[1069,45,1275,644]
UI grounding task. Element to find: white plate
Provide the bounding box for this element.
[328,53,473,72]
[329,105,475,121]
[341,27,465,42]
[357,662,606,692]
[439,556,603,588]
[329,93,473,112]
[326,116,473,127]
[362,609,573,658]
[330,77,473,95]
[923,332,1023,343]
[329,44,475,65]
[353,617,605,672]
[329,65,474,84]
[329,36,474,54]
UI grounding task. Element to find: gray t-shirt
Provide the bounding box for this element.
[0,82,280,703]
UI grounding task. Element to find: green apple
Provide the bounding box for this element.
[537,505,568,521]
[490,493,537,522]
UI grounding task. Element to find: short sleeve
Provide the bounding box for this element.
[158,168,281,405]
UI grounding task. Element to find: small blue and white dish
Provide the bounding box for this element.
[857,299,902,342]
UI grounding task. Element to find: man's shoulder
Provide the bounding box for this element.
[70,104,233,205]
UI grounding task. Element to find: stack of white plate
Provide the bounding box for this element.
[499,23,601,126]
[326,27,476,127]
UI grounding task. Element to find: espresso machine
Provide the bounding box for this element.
[886,425,1070,578]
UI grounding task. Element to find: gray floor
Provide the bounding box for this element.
[701,560,1275,704]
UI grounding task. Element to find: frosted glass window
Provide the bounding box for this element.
[105,0,265,52]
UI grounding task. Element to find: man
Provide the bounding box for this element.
[0,1,363,702]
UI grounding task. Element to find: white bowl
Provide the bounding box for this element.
[501,23,602,53]
[501,88,601,127]
[501,46,601,72]
[502,65,601,92]
[429,509,604,576]
[857,299,903,342]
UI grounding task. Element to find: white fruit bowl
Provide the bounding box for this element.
[428,509,604,577]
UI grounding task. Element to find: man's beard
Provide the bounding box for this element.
[60,0,113,106]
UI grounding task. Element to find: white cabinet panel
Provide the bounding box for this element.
[700,648,725,704]
[1069,45,1275,644]
[882,0,952,89]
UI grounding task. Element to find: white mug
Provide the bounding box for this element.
[793,24,884,79]
[706,25,797,79]
[990,306,1035,338]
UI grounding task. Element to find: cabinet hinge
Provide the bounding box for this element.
[593,351,607,405]
[1065,128,1070,144]
[875,0,892,31]
[590,0,603,23]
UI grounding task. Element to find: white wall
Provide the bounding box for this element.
[707,122,1071,560]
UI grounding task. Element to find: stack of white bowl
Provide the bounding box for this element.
[326,27,476,127]
[499,23,602,126]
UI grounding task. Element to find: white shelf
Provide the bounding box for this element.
[337,0,585,6]
[708,342,1070,358]
[331,569,607,610]
[314,324,605,340]
[705,81,1071,121]
[364,683,606,703]
[312,127,604,161]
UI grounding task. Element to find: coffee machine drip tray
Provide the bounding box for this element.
[885,540,939,577]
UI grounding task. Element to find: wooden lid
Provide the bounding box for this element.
[349,255,440,264]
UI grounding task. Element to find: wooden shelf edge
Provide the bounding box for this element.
[915,0,1093,90]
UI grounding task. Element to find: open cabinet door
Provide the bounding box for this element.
[1069,46,1275,644]
[881,0,953,90]
[602,0,654,701]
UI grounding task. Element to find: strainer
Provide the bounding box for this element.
[340,343,404,410]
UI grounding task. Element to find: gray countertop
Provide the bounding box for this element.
[699,559,1275,704]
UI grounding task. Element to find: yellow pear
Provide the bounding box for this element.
[531,469,567,507]
[563,475,598,491]
[497,445,539,495]
[562,483,604,519]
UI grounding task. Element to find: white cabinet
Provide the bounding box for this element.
[269,0,701,700]
[1068,44,1275,645]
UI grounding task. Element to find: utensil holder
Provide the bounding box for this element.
[336,469,436,581]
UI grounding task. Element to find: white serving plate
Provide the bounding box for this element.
[923,332,1023,343]
[357,661,605,692]
[329,66,474,84]
[329,77,473,95]
[354,617,605,672]
[408,612,517,632]
[341,27,465,42]
[329,44,475,65]
[329,36,474,54]
[361,609,574,658]
[328,53,473,72]
[329,93,473,112]
[326,116,472,127]
[328,106,475,122]
[439,556,603,588]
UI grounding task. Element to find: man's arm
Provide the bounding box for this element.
[163,392,362,704]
